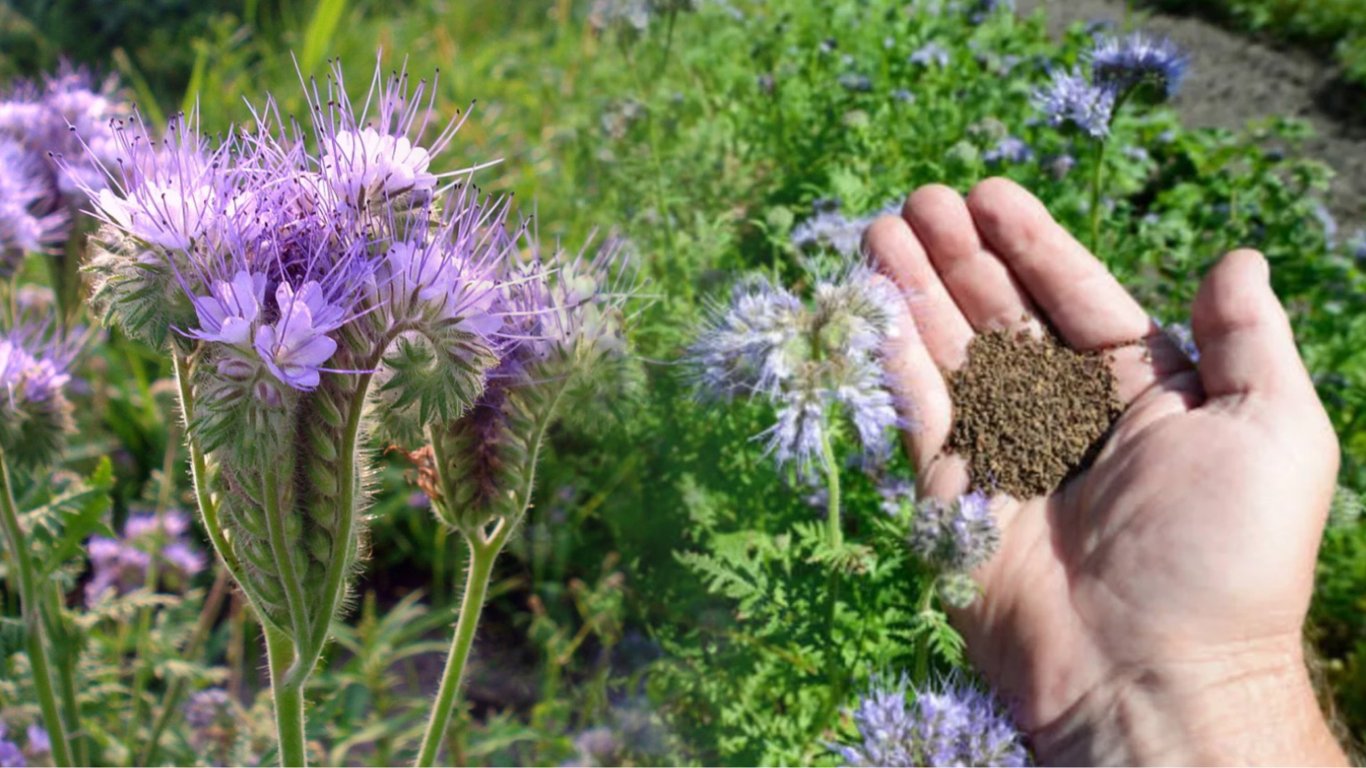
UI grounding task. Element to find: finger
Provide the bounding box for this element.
[1191,249,1312,400]
[966,177,1150,349]
[881,291,970,499]
[865,212,974,370]
[903,184,1037,334]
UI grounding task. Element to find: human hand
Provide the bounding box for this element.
[866,178,1346,765]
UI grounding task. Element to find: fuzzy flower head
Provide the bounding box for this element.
[910,491,1000,573]
[836,673,1027,767]
[0,306,79,469]
[85,509,206,606]
[791,200,901,260]
[689,265,905,481]
[84,61,509,426]
[1033,67,1116,139]
[0,138,67,274]
[0,64,127,212]
[425,235,636,532]
[1089,32,1188,100]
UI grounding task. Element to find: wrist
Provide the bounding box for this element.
[1030,639,1346,766]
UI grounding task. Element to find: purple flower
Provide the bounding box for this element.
[22,728,47,757]
[0,739,20,768]
[1033,67,1116,138]
[836,674,1028,767]
[184,688,234,730]
[1090,32,1187,99]
[0,64,127,215]
[320,127,437,211]
[878,477,916,517]
[761,387,829,479]
[1163,320,1199,362]
[839,74,873,93]
[983,136,1034,165]
[690,265,906,481]
[910,491,1000,571]
[689,275,804,399]
[191,270,266,345]
[87,61,509,401]
[0,307,78,468]
[791,201,900,258]
[909,42,951,68]
[1,138,67,275]
[254,281,342,390]
[85,509,205,606]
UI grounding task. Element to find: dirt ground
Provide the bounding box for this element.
[1017,0,1366,227]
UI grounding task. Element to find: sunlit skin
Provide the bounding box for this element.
[867,178,1347,765]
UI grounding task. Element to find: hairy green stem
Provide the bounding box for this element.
[1088,137,1107,255]
[913,577,939,684]
[139,566,232,767]
[43,585,86,765]
[0,449,74,767]
[265,624,307,767]
[819,429,842,548]
[414,524,508,768]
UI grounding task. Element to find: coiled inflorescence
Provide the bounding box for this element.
[688,266,903,482]
[429,239,633,533]
[0,296,79,469]
[835,673,1028,767]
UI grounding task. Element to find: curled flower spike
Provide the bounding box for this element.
[0,301,80,469]
[1089,32,1188,99]
[835,673,1028,767]
[910,490,1001,572]
[1033,67,1116,139]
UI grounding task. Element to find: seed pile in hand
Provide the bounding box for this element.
[946,329,1124,499]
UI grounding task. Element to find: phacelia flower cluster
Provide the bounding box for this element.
[0,303,79,468]
[688,266,903,481]
[0,65,126,273]
[1034,32,1186,138]
[835,674,1028,767]
[85,509,207,606]
[791,200,900,259]
[83,59,634,642]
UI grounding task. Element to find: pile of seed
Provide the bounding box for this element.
[946,330,1124,499]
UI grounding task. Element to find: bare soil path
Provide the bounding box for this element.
[1019,0,1366,227]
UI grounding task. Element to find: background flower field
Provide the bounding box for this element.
[1,0,1364,765]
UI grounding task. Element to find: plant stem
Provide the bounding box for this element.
[43,585,87,765]
[819,428,842,548]
[1089,137,1107,255]
[265,624,307,768]
[414,525,507,768]
[139,566,231,767]
[0,450,74,767]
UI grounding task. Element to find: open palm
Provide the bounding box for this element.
[867,179,1343,764]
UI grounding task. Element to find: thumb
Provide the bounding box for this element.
[1190,249,1314,402]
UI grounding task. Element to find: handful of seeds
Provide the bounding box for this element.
[946,329,1124,499]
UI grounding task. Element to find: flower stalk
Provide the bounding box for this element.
[415,521,509,767]
[0,448,73,767]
